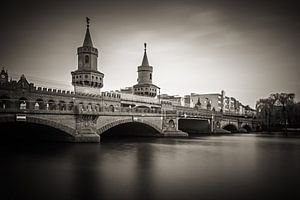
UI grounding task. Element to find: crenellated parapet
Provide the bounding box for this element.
[34,86,75,96]
[0,73,121,113]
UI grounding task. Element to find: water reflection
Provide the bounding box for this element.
[0,135,300,200]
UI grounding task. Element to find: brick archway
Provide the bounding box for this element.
[222,123,238,133]
[0,115,76,136]
[97,119,162,135]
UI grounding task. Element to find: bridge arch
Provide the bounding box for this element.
[178,118,210,134]
[98,119,163,137]
[0,115,76,137]
[222,124,238,133]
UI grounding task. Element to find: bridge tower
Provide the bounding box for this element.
[71,17,104,95]
[133,43,159,97]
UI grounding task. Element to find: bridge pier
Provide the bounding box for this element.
[162,117,188,137]
[73,114,101,142]
[73,134,100,143]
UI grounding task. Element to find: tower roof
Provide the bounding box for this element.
[83,17,93,47]
[141,43,149,66]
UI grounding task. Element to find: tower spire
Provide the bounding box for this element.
[86,17,90,28]
[83,17,93,47]
[72,17,104,95]
[142,42,149,66]
[133,42,159,97]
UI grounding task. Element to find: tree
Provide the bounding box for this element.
[256,92,296,136]
[276,93,295,136]
[256,97,276,130]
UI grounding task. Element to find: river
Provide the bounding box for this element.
[0,134,300,200]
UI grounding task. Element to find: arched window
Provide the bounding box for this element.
[48,100,56,110]
[109,105,114,112]
[85,55,89,64]
[87,103,92,111]
[150,73,152,80]
[59,100,66,111]
[36,99,44,110]
[19,97,28,110]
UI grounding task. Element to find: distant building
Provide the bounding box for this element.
[133,43,159,97]
[158,94,184,106]
[184,95,194,108]
[190,92,224,111]
[189,90,255,115]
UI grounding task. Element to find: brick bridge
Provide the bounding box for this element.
[0,75,260,143]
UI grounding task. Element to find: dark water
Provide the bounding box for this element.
[1,134,300,200]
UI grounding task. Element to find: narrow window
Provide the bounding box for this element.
[85,55,89,64]
[150,73,152,80]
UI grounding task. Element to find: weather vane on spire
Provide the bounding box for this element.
[144,43,147,52]
[86,17,90,28]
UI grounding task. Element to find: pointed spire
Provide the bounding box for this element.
[83,17,93,47]
[141,42,149,66]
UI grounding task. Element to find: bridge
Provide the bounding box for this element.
[0,74,259,143]
[0,18,260,142]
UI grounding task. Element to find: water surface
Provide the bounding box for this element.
[1,134,300,200]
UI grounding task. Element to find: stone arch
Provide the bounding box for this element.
[78,102,85,111]
[97,119,162,135]
[222,123,238,133]
[95,103,100,112]
[19,97,28,109]
[109,105,115,112]
[68,101,74,111]
[48,99,56,110]
[35,98,44,110]
[58,100,67,111]
[0,115,76,137]
[87,103,93,111]
[178,118,210,133]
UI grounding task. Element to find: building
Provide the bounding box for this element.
[71,17,104,95]
[189,90,255,115]
[184,95,194,108]
[190,92,223,111]
[158,94,184,106]
[133,43,159,97]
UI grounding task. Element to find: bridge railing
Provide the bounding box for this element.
[0,98,163,115]
[77,106,162,114]
[0,98,256,118]
[174,105,256,119]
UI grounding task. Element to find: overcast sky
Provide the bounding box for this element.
[0,0,299,107]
